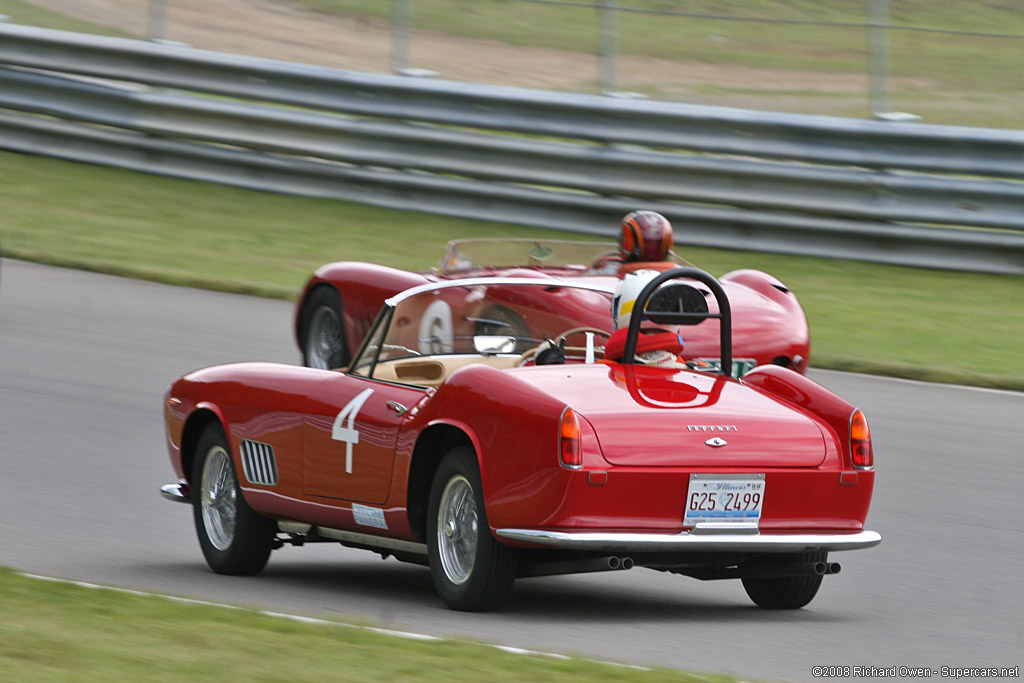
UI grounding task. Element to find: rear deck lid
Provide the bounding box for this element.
[513,364,828,468]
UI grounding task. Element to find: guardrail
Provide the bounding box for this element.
[1,23,1022,274]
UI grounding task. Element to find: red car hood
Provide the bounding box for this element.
[508,364,827,468]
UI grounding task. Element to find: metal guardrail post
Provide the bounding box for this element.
[392,0,411,74]
[868,0,907,121]
[148,0,166,42]
[868,0,888,116]
[600,0,619,95]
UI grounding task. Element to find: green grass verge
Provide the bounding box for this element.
[299,0,1024,71]
[297,0,1024,126]
[2,149,1022,391]
[0,0,133,36]
[0,568,726,682]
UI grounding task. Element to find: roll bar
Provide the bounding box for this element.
[621,267,732,377]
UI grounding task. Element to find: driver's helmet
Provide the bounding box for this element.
[613,269,657,331]
[612,269,705,331]
[619,210,673,261]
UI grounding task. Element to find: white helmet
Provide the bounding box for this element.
[612,269,659,331]
[612,269,709,331]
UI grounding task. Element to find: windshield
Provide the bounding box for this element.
[349,279,615,382]
[439,239,619,275]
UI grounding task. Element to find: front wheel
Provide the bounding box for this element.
[427,447,518,611]
[192,423,277,575]
[301,286,349,369]
[741,552,825,609]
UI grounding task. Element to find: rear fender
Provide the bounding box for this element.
[721,269,810,372]
[405,422,477,542]
[742,365,858,469]
[413,364,571,530]
[721,269,796,306]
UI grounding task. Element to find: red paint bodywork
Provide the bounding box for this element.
[166,281,872,554]
[295,240,811,372]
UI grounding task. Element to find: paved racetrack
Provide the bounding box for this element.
[1,259,1021,681]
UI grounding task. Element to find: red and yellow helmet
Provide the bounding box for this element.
[619,210,673,261]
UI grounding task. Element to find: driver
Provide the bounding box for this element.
[616,210,678,278]
[604,269,693,367]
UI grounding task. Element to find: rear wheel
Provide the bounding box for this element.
[301,286,349,369]
[192,423,276,575]
[427,447,518,611]
[741,552,825,609]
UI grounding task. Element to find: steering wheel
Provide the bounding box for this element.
[519,327,611,366]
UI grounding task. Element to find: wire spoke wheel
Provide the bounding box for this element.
[192,423,276,575]
[301,287,349,370]
[306,305,343,370]
[436,475,479,585]
[200,445,238,550]
[427,447,518,611]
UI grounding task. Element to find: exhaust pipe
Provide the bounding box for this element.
[813,561,842,575]
[606,557,634,570]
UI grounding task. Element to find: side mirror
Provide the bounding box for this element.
[473,335,517,354]
[528,244,555,262]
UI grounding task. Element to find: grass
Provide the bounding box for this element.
[298,0,1024,84]
[292,0,1024,126]
[2,149,1022,391]
[0,0,132,36]
[0,568,725,682]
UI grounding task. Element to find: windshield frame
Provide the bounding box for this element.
[347,277,616,377]
[438,238,619,275]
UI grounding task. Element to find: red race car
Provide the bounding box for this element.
[296,238,810,377]
[162,268,879,611]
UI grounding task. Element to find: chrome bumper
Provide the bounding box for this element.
[496,527,882,553]
[160,483,191,503]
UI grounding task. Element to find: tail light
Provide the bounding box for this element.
[850,409,873,470]
[559,407,582,470]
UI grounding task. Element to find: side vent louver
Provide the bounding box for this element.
[240,439,279,486]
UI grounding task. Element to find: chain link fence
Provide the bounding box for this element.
[5,0,1023,128]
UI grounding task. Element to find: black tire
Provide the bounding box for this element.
[427,447,518,611]
[741,552,826,609]
[300,286,349,369]
[192,423,276,575]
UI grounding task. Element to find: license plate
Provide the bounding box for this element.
[684,473,765,526]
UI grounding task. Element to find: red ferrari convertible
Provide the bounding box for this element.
[162,268,878,611]
[296,238,810,377]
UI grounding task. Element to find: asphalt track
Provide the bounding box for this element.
[1,258,1021,681]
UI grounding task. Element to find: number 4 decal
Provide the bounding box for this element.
[332,388,374,474]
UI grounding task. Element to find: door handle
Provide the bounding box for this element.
[385,400,408,416]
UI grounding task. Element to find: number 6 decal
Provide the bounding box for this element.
[332,388,374,474]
